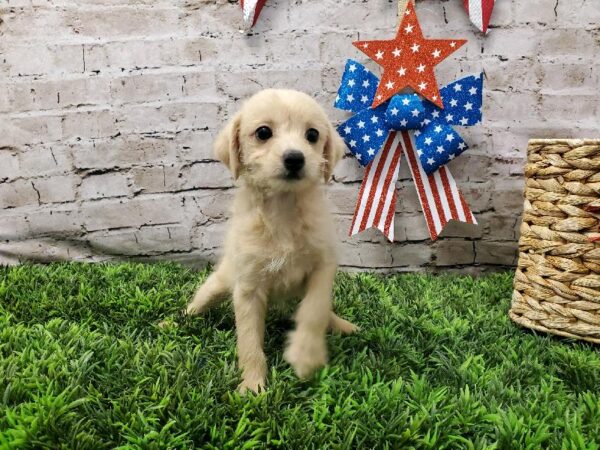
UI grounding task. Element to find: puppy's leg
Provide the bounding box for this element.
[284,264,335,378]
[329,312,359,335]
[185,266,230,316]
[233,284,268,394]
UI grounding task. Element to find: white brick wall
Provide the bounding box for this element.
[1,0,599,271]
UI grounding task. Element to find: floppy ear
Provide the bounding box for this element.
[323,124,347,182]
[214,113,242,180]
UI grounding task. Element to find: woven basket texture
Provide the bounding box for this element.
[510,139,600,344]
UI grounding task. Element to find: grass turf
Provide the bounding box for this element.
[0,262,598,449]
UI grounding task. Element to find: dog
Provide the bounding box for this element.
[185,89,358,393]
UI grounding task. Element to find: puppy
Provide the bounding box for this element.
[185,89,358,393]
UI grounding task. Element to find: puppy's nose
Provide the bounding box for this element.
[283,150,305,172]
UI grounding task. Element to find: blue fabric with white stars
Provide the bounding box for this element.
[334,59,483,174]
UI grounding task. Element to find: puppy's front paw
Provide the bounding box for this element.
[284,331,328,379]
[238,375,266,395]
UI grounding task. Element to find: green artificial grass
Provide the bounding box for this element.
[0,262,599,449]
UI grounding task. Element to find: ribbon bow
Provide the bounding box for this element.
[334,59,483,241]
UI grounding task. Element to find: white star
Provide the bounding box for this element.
[335,95,340,103]
[375,50,384,60]
[414,130,421,137]
[427,157,435,165]
[446,113,454,122]
[411,108,420,117]
[397,67,407,76]
[432,49,441,58]
[390,107,399,116]
[432,111,440,119]
[361,95,369,103]
[464,102,473,111]
[349,64,357,72]
[362,43,369,49]
[376,94,383,101]
[392,48,401,57]
[405,24,414,33]
[418,81,428,91]
[448,153,455,160]
[434,125,442,133]
[432,95,438,101]
[362,134,370,143]
[459,117,469,126]
[375,129,384,137]
[357,120,365,129]
[458,142,466,150]
[469,86,478,95]
[449,99,458,107]
[350,140,357,148]
[436,146,444,154]
[411,43,420,53]
[424,137,433,145]
[400,118,408,127]
[454,84,462,92]
[385,80,395,90]
[446,133,455,142]
[346,94,354,102]
[416,64,426,73]
[370,116,379,123]
[344,126,351,134]
[423,118,431,125]
[417,149,423,156]
[348,79,355,87]
[402,98,410,106]
[362,79,370,88]
[356,153,362,160]
[367,148,375,156]
[450,41,456,48]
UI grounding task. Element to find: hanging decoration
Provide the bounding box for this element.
[463,0,495,34]
[240,0,267,30]
[334,1,485,241]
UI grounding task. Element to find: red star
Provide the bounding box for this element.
[353,1,466,109]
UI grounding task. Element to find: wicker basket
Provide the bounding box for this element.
[510,139,600,344]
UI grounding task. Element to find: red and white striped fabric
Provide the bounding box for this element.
[240,0,267,30]
[463,0,495,34]
[349,131,476,242]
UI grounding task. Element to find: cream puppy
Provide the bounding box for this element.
[185,89,357,393]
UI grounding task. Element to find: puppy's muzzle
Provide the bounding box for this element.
[283,150,305,180]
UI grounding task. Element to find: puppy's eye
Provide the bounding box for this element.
[306,128,319,143]
[255,126,273,141]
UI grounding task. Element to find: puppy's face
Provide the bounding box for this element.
[215,89,346,192]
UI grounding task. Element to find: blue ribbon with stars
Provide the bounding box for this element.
[334,59,483,175]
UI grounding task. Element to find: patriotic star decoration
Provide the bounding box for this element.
[353,0,466,109]
[334,59,483,174]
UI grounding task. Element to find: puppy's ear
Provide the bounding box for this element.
[214,113,242,179]
[323,124,347,182]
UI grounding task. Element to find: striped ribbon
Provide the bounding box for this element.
[350,131,476,241]
[463,0,495,34]
[240,0,267,30]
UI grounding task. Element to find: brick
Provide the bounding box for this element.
[87,224,191,256]
[131,165,182,194]
[80,195,183,231]
[72,135,179,170]
[4,44,83,76]
[434,240,475,266]
[0,180,39,209]
[32,175,78,204]
[18,145,72,178]
[115,102,220,135]
[475,241,518,266]
[180,162,233,189]
[79,172,130,200]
